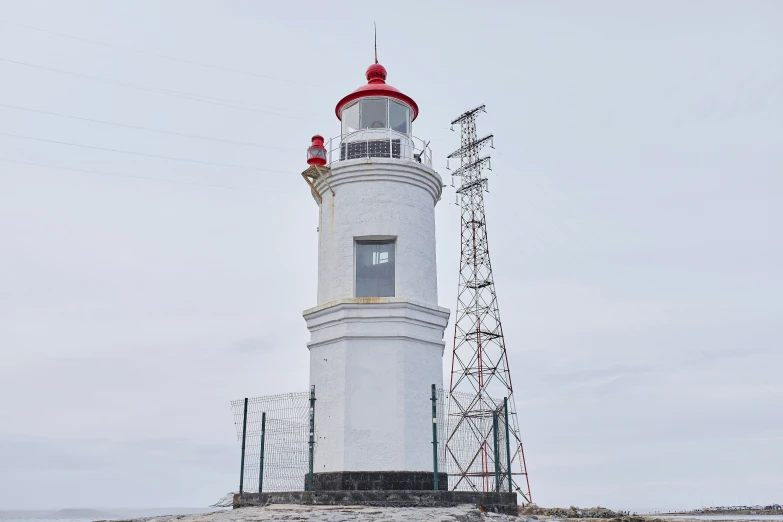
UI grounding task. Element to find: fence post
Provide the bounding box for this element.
[258,411,266,493]
[504,397,512,493]
[308,385,316,492]
[492,409,500,492]
[431,384,439,491]
[239,397,248,495]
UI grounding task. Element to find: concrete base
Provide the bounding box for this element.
[234,490,518,514]
[308,471,448,491]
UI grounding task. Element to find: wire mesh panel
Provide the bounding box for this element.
[441,389,511,492]
[230,392,313,492]
[436,388,449,475]
[495,400,511,493]
[231,387,512,493]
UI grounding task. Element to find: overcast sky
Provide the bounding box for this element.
[1,0,781,513]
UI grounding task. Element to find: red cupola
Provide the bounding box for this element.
[306,134,327,166]
[335,62,419,136]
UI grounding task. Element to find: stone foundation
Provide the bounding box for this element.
[234,490,518,514]
[307,471,448,491]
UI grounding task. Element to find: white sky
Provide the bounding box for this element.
[0,0,781,513]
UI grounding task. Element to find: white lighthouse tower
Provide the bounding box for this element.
[302,59,450,490]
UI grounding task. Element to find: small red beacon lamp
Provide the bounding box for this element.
[307,134,327,166]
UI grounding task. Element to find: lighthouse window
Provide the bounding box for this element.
[355,240,395,298]
[341,102,360,135]
[389,101,410,134]
[360,98,387,129]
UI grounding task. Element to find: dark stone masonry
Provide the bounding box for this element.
[234,490,519,515]
[307,471,449,491]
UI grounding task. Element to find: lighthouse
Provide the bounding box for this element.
[301,60,450,490]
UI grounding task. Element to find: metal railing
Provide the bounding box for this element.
[323,130,433,168]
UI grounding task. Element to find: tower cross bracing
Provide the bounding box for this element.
[444,105,532,503]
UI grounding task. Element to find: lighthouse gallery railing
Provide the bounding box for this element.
[322,129,433,168]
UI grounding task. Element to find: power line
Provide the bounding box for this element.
[0,157,304,195]
[0,18,340,91]
[0,102,300,152]
[0,131,292,175]
[0,59,455,149]
[0,21,462,140]
[0,57,330,123]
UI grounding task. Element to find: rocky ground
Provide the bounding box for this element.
[120,504,530,522]
[115,505,782,522]
[625,517,781,522]
[519,506,627,519]
[663,511,783,516]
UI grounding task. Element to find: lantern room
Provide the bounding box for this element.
[333,62,427,164]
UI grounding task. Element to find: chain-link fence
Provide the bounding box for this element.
[231,386,513,493]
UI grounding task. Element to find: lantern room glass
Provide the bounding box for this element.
[389,100,410,134]
[360,98,387,129]
[341,102,360,135]
[341,98,412,136]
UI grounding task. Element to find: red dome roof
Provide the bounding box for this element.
[335,63,419,121]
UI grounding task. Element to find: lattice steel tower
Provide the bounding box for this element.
[444,105,532,503]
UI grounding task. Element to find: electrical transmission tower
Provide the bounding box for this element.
[444,105,532,503]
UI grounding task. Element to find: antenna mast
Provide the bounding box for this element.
[444,105,532,503]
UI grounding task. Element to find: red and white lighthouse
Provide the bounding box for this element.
[301,59,450,490]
